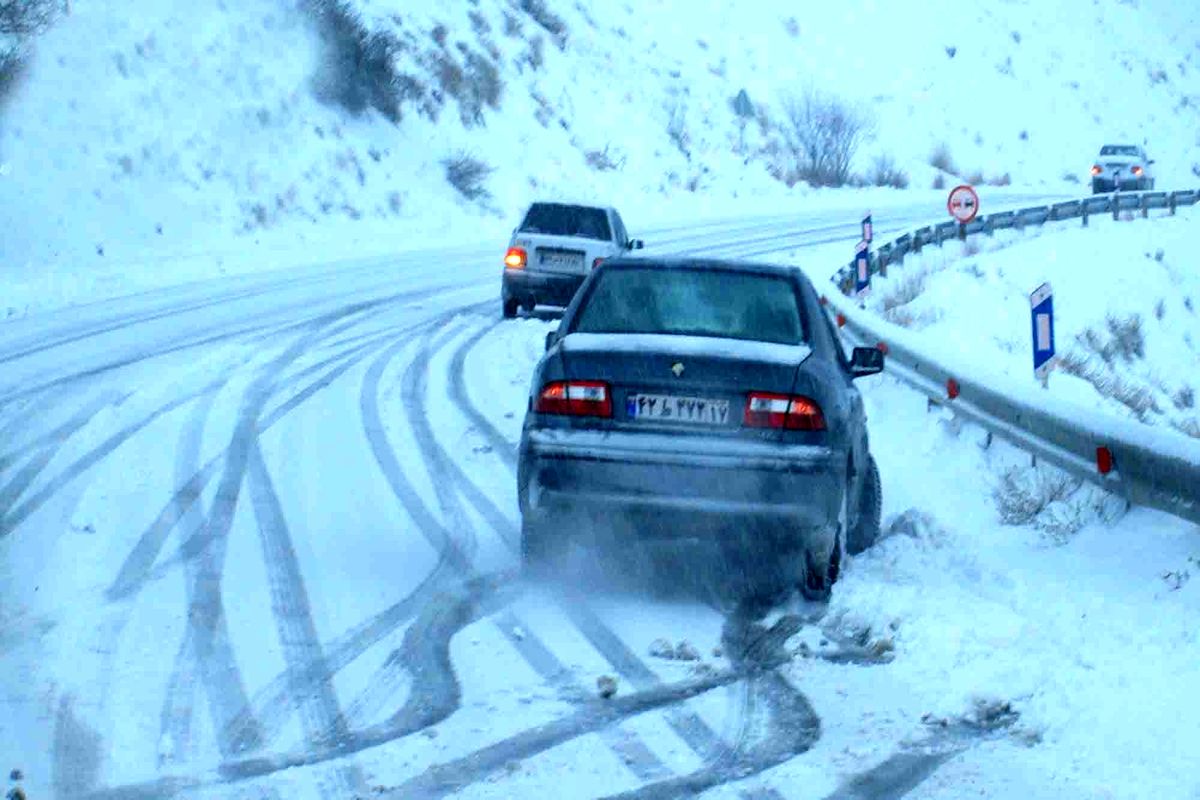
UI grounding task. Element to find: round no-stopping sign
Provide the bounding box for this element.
[947,184,980,223]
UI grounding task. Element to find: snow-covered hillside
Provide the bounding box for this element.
[855,207,1200,440]
[1,0,1199,315]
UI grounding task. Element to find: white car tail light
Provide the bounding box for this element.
[535,381,613,418]
[743,393,826,430]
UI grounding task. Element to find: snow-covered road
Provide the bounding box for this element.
[3,197,1198,800]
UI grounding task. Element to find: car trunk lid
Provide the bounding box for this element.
[558,332,812,437]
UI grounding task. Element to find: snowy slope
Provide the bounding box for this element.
[855,207,1200,439]
[2,0,1199,316]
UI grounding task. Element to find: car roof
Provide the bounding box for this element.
[598,256,805,282]
[525,200,616,214]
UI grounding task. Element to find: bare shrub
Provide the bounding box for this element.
[1155,299,1166,320]
[778,89,872,187]
[881,270,927,312]
[993,465,1082,526]
[1061,170,1081,183]
[1173,418,1200,439]
[584,145,622,171]
[1173,386,1196,410]
[468,9,490,35]
[963,238,982,257]
[666,94,690,159]
[443,152,494,201]
[0,0,58,35]
[783,17,800,37]
[517,0,567,47]
[869,153,909,188]
[502,10,522,36]
[306,0,408,124]
[987,173,1012,186]
[524,34,544,70]
[932,173,947,190]
[1104,314,1145,360]
[965,169,985,186]
[1058,352,1160,420]
[929,142,956,174]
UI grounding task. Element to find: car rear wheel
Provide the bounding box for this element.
[503,298,520,319]
[799,490,847,602]
[521,514,558,572]
[846,456,882,555]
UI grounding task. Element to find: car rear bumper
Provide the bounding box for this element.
[1092,177,1145,192]
[519,428,843,546]
[502,268,586,308]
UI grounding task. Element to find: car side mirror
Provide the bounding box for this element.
[629,239,645,250]
[1147,159,1156,165]
[545,329,559,351]
[849,346,884,378]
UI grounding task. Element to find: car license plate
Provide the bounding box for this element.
[539,251,584,270]
[626,394,730,425]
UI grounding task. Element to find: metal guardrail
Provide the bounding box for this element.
[826,188,1200,526]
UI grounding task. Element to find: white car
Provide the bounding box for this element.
[501,201,644,318]
[1090,144,1156,193]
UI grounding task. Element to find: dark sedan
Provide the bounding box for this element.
[517,258,884,601]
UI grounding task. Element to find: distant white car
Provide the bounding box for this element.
[1090,144,1155,193]
[501,202,644,318]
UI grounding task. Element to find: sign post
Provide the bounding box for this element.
[1030,282,1056,388]
[854,239,870,300]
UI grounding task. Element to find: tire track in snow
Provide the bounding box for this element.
[0,391,124,517]
[444,318,736,758]
[349,309,672,780]
[245,440,366,798]
[161,305,388,762]
[0,380,220,538]
[107,313,418,605]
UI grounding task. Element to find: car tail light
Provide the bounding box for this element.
[535,381,612,417]
[743,393,826,430]
[592,257,604,269]
[1131,165,1144,176]
[504,247,527,269]
[1090,165,1103,176]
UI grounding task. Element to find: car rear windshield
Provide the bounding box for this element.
[571,266,806,345]
[1100,145,1140,157]
[519,204,612,241]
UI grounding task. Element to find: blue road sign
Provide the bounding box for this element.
[1030,282,1055,379]
[855,240,870,296]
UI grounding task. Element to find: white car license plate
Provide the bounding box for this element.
[627,394,730,425]
[539,251,584,270]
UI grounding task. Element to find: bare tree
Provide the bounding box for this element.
[0,0,58,36]
[779,89,872,187]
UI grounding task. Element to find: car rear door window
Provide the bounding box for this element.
[520,204,613,241]
[571,267,806,345]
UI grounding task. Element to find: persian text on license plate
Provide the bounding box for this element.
[626,394,730,425]
[540,251,583,269]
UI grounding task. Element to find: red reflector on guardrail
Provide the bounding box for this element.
[836,313,846,328]
[877,342,889,355]
[946,378,960,399]
[1096,446,1114,475]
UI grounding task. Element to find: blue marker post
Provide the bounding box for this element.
[1030,282,1055,388]
[854,239,870,302]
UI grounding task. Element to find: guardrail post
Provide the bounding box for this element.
[1113,192,1120,222]
[1140,193,1148,219]
[1082,203,1088,227]
[1169,192,1177,216]
[913,233,922,254]
[958,223,966,242]
[984,216,994,237]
